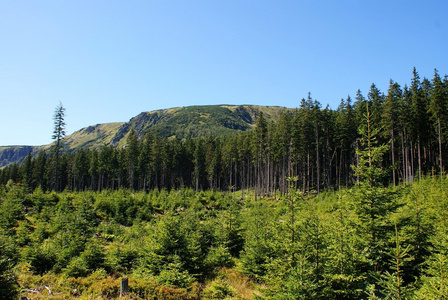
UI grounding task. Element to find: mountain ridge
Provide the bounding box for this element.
[0,104,290,167]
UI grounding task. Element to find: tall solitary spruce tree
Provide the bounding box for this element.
[52,102,66,191]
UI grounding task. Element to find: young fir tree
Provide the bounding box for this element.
[377,224,414,300]
[0,233,18,298]
[352,105,397,284]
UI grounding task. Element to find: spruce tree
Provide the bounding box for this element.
[138,131,153,190]
[126,129,139,190]
[52,102,66,191]
[22,151,33,190]
[253,111,268,197]
[410,67,430,179]
[429,69,447,176]
[383,80,402,185]
[352,105,396,280]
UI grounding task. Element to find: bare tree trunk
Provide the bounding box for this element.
[356,140,360,184]
[410,141,414,183]
[418,136,422,180]
[391,128,396,186]
[401,132,406,183]
[438,117,443,176]
[316,125,320,194]
[307,151,310,195]
[302,159,306,194]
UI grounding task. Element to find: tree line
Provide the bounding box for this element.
[1,68,447,194]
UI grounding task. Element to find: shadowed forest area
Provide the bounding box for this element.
[1,68,448,299]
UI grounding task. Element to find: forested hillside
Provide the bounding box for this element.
[0,105,286,168]
[1,68,447,193]
[1,67,448,299]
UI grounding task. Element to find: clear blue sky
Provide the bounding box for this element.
[1,1,447,146]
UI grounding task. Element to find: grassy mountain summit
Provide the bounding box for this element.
[0,105,288,167]
[65,105,287,149]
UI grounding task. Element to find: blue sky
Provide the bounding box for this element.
[1,1,447,146]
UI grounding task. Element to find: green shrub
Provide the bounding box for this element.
[64,242,106,277]
[205,245,234,271]
[202,278,236,299]
[0,233,18,298]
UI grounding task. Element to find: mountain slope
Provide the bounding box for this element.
[66,105,288,148]
[0,146,39,167]
[0,105,289,167]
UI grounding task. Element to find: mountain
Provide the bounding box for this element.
[0,146,40,168]
[0,105,289,167]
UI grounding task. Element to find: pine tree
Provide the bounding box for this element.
[352,105,396,278]
[335,96,357,187]
[410,67,430,180]
[272,109,292,194]
[429,69,447,176]
[193,139,205,192]
[98,145,115,190]
[368,83,385,134]
[378,224,414,299]
[253,111,268,198]
[296,96,315,194]
[33,150,48,191]
[399,85,413,183]
[89,150,99,190]
[383,80,402,185]
[138,131,153,190]
[312,99,322,194]
[21,151,33,190]
[52,102,66,191]
[0,234,18,298]
[126,129,139,190]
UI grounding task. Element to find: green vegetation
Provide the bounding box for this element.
[66,123,124,150]
[0,176,447,299]
[0,67,447,298]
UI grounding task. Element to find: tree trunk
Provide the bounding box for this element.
[438,116,443,176]
[418,136,422,180]
[391,128,396,186]
[316,125,320,194]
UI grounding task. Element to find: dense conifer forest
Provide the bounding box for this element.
[1,68,448,299]
[1,68,447,194]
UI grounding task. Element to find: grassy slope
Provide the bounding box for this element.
[78,104,289,149]
[65,122,124,150]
